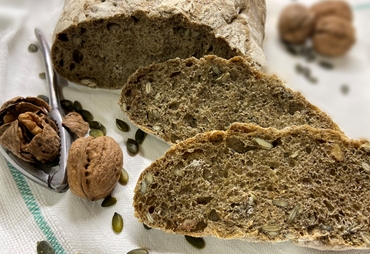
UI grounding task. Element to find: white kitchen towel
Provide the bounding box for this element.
[0,0,369,253]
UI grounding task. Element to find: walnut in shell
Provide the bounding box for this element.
[278,3,314,44]
[0,96,60,163]
[312,15,355,57]
[67,136,123,201]
[310,0,353,24]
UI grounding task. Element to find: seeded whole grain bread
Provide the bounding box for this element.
[133,123,370,250]
[51,0,266,89]
[119,55,341,145]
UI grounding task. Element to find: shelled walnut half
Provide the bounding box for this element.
[0,96,60,163]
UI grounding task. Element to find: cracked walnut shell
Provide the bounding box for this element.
[0,96,60,163]
[278,3,314,44]
[67,136,123,201]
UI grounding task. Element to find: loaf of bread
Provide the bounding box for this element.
[133,123,370,250]
[119,55,341,145]
[51,0,266,89]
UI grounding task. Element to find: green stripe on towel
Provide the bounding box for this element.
[7,162,66,254]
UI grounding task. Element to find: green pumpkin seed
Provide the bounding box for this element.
[143,223,152,230]
[37,240,55,254]
[60,99,74,112]
[208,209,220,221]
[100,124,107,135]
[89,129,104,138]
[112,212,123,233]
[135,129,147,144]
[101,195,117,207]
[116,118,129,132]
[127,138,139,155]
[127,248,149,254]
[73,100,83,112]
[80,109,94,122]
[37,95,49,103]
[28,43,38,53]
[119,168,129,185]
[185,235,205,249]
[88,121,103,129]
[39,72,46,79]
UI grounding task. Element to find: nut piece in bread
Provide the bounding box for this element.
[119,55,341,145]
[133,123,370,250]
[67,136,123,201]
[51,0,266,89]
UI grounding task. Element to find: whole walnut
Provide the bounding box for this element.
[67,136,123,201]
[278,3,315,44]
[310,0,353,24]
[0,96,60,163]
[312,15,355,57]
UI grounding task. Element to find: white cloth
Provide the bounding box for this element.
[0,0,369,253]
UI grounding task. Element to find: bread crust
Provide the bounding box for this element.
[51,0,266,89]
[133,123,370,250]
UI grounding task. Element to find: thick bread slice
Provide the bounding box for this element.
[133,123,370,250]
[119,55,341,145]
[51,0,266,89]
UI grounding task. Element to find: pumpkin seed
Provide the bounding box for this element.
[116,118,129,132]
[28,43,38,53]
[88,121,103,129]
[145,82,152,94]
[135,129,146,144]
[37,95,49,103]
[127,138,139,155]
[208,209,220,221]
[319,61,334,70]
[112,212,123,233]
[143,223,152,230]
[185,235,205,249]
[145,173,153,185]
[140,180,148,194]
[89,129,104,137]
[262,225,281,233]
[127,248,149,254]
[273,199,289,208]
[212,65,221,75]
[100,124,107,135]
[36,240,55,254]
[254,138,273,150]
[101,195,117,207]
[39,72,46,79]
[287,204,301,223]
[360,143,370,152]
[362,162,370,173]
[60,99,73,112]
[361,232,370,246]
[321,224,333,231]
[119,168,129,185]
[80,109,94,122]
[146,212,154,224]
[73,100,83,112]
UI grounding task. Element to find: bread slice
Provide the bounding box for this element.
[133,123,370,250]
[119,55,341,145]
[51,0,266,89]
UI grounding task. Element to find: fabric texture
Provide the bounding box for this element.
[0,0,369,253]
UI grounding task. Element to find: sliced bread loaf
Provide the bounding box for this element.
[119,55,341,145]
[51,0,266,89]
[133,123,370,250]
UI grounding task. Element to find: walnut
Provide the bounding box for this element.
[0,96,60,163]
[310,0,353,24]
[62,112,89,138]
[278,3,315,44]
[312,15,355,57]
[67,136,123,201]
